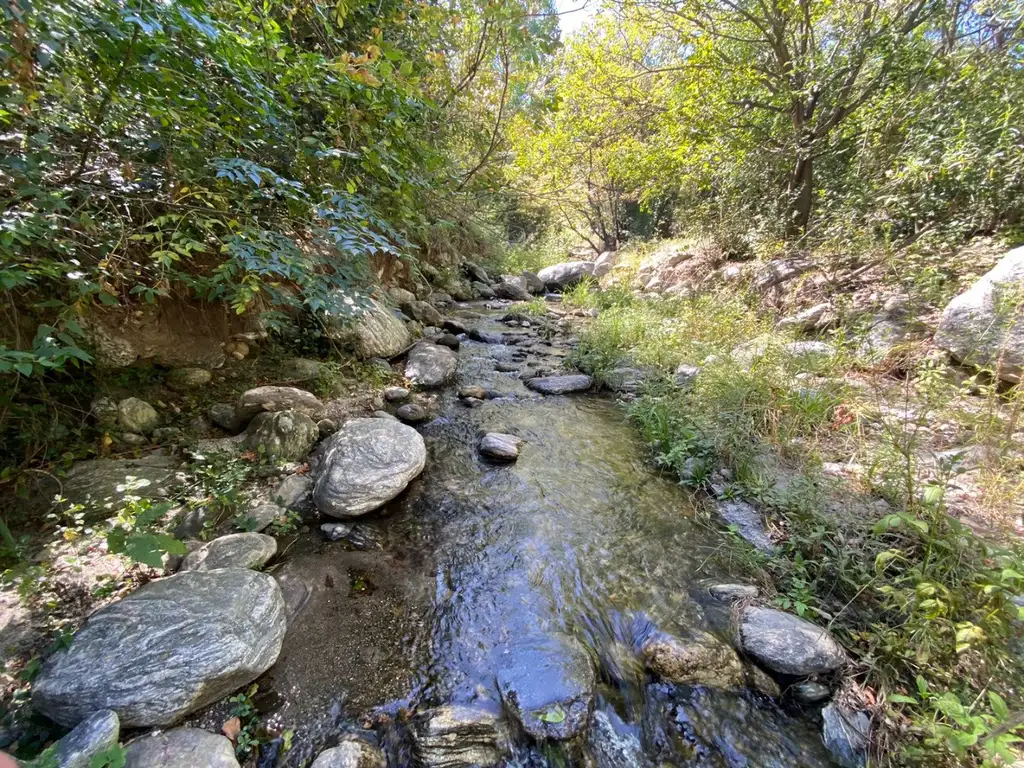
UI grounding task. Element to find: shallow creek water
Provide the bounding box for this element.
[257,305,834,767]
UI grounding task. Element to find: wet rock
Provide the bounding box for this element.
[472,282,495,299]
[406,300,444,327]
[525,374,592,395]
[497,638,596,742]
[495,362,520,373]
[62,456,183,513]
[326,295,411,360]
[821,703,869,768]
[48,709,119,768]
[537,261,597,290]
[674,363,700,387]
[459,386,488,400]
[492,281,532,301]
[320,522,352,541]
[436,333,461,350]
[462,397,484,408]
[790,680,832,704]
[243,410,319,461]
[208,403,245,433]
[117,397,159,435]
[738,606,847,676]
[935,246,1024,381]
[180,532,277,571]
[273,474,313,511]
[313,418,426,518]
[123,727,240,768]
[415,705,505,768]
[641,630,745,689]
[586,709,650,768]
[708,583,758,602]
[284,357,321,382]
[469,329,504,344]
[746,663,782,699]
[443,318,470,335]
[236,386,322,422]
[396,403,429,424]
[479,433,523,462]
[715,499,774,553]
[166,367,212,391]
[32,569,286,727]
[405,342,458,388]
[384,386,410,402]
[311,739,386,768]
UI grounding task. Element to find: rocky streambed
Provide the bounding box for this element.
[26,299,861,768]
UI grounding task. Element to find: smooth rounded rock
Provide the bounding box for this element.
[208,403,245,433]
[479,433,523,462]
[537,261,596,290]
[325,295,411,360]
[709,583,759,602]
[285,357,321,382]
[313,418,426,518]
[180,532,277,571]
[117,398,159,435]
[242,410,319,461]
[396,403,429,424]
[790,680,832,704]
[405,342,458,388]
[435,333,461,350]
[739,606,847,676]
[384,386,410,403]
[459,386,488,400]
[124,727,240,768]
[32,569,286,728]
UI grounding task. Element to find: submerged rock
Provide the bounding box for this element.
[586,709,650,768]
[641,630,745,689]
[123,727,239,768]
[821,702,870,768]
[180,532,277,571]
[525,374,592,395]
[497,638,596,742]
[415,705,505,768]
[405,342,458,388]
[48,709,120,768]
[311,739,387,768]
[242,410,319,461]
[478,433,523,462]
[738,606,847,676]
[313,418,426,518]
[32,569,286,728]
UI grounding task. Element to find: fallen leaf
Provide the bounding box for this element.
[222,716,241,743]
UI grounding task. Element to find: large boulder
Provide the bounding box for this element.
[313,418,426,519]
[414,706,505,768]
[236,386,322,423]
[180,533,277,571]
[492,281,532,301]
[123,728,239,768]
[496,638,595,742]
[405,300,444,327]
[464,262,491,284]
[405,342,458,388]
[326,295,411,359]
[521,271,546,294]
[537,261,597,291]
[738,606,847,676]
[242,410,319,461]
[32,569,286,728]
[935,246,1024,382]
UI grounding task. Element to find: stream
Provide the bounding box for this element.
[256,303,835,767]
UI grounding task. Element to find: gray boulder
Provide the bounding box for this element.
[313,418,426,518]
[492,281,532,301]
[641,630,745,689]
[500,274,530,292]
[48,709,120,768]
[327,295,412,359]
[117,398,159,435]
[208,403,245,433]
[464,262,491,284]
[537,261,597,290]
[497,638,595,741]
[604,367,648,394]
[791,680,832,704]
[415,706,505,768]
[472,281,495,299]
[236,386,322,422]
[674,363,700,387]
[239,502,285,532]
[243,410,319,461]
[384,386,410,402]
[935,245,1024,382]
[90,397,120,428]
[62,456,183,514]
[738,606,847,676]
[753,258,814,292]
[405,342,458,388]
[180,533,277,571]
[311,739,387,768]
[778,303,834,333]
[821,703,869,768]
[479,433,523,462]
[525,374,592,395]
[124,728,240,768]
[273,473,313,511]
[396,403,429,424]
[406,300,444,327]
[32,569,286,727]
[522,271,546,294]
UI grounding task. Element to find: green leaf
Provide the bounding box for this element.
[536,704,566,724]
[989,691,1009,721]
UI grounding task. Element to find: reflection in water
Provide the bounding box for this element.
[266,311,833,767]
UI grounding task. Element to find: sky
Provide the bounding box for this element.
[554,0,598,38]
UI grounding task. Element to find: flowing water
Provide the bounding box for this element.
[255,306,835,767]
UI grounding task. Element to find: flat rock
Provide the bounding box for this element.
[32,569,286,728]
[715,499,774,553]
[272,474,313,511]
[123,727,239,768]
[479,433,523,462]
[739,606,847,676]
[526,374,592,395]
[405,342,458,388]
[469,329,504,344]
[242,410,319,461]
[497,638,595,741]
[537,261,596,290]
[415,705,505,768]
[180,532,277,571]
[49,709,120,768]
[311,739,386,768]
[62,456,183,514]
[237,386,322,422]
[240,502,285,532]
[443,318,470,335]
[313,418,426,518]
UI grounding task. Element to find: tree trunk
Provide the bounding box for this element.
[787,153,813,237]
